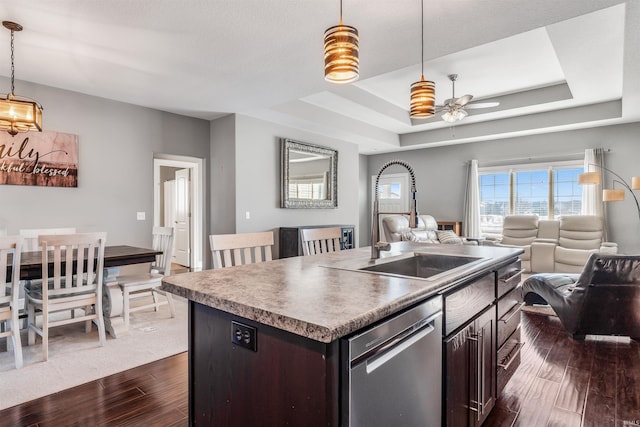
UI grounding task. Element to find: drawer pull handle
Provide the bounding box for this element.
[500,268,522,281]
[498,341,525,370]
[500,302,525,324]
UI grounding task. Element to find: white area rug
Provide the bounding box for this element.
[0,296,188,410]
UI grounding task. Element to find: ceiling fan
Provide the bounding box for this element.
[435,74,500,123]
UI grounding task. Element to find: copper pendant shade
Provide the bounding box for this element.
[409,0,435,119]
[410,76,436,118]
[0,21,43,136]
[324,1,359,84]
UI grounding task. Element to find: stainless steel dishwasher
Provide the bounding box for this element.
[341,296,443,426]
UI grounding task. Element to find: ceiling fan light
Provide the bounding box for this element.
[324,24,359,84]
[410,78,435,119]
[441,107,466,123]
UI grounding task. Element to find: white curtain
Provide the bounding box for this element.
[463,159,481,238]
[582,149,601,216]
[581,148,608,239]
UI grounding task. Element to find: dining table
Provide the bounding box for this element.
[12,245,162,338]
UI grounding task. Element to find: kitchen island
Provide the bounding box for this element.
[162,242,523,426]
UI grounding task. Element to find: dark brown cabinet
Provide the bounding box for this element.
[445,307,496,427]
[496,260,524,392]
[189,302,340,426]
[442,258,523,426]
[278,225,354,258]
[443,272,497,427]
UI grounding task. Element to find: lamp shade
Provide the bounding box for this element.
[603,188,625,202]
[0,21,43,136]
[578,171,601,185]
[632,176,640,190]
[409,77,435,118]
[0,95,43,136]
[324,24,359,84]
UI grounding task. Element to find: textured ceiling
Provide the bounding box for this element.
[0,0,637,153]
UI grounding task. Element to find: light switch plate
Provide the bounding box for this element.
[136,212,146,221]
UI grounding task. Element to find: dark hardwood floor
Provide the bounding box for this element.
[486,311,640,427]
[0,353,188,427]
[1,311,638,426]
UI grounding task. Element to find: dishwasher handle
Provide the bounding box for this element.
[365,311,442,374]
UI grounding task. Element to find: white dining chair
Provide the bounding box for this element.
[117,227,176,330]
[19,228,77,252]
[0,235,24,369]
[300,227,343,256]
[18,228,77,326]
[25,232,107,361]
[209,231,274,269]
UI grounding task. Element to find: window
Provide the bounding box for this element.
[288,175,326,200]
[479,161,583,235]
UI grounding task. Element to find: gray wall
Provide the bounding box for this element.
[358,154,370,248]
[365,122,640,253]
[0,78,210,247]
[210,114,236,235]
[211,115,359,253]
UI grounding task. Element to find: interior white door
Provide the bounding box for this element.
[371,173,409,242]
[164,179,177,261]
[164,180,176,228]
[174,168,191,267]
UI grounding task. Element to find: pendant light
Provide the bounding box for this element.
[0,21,42,136]
[409,0,435,119]
[324,0,359,84]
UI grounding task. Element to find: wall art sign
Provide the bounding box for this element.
[0,131,78,187]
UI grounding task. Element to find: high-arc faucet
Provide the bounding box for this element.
[371,160,419,259]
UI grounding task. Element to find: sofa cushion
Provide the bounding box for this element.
[558,215,603,250]
[402,230,438,243]
[501,215,539,246]
[554,246,598,273]
[437,230,463,245]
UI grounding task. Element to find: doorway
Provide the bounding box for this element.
[153,154,205,272]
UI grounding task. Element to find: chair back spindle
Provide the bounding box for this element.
[0,236,24,368]
[209,232,274,269]
[300,227,343,256]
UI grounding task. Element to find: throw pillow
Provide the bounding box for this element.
[401,231,419,242]
[437,230,463,245]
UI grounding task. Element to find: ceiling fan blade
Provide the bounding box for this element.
[455,94,474,106]
[465,101,500,109]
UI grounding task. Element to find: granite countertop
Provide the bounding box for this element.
[161,242,523,343]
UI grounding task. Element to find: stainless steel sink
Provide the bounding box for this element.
[358,253,485,280]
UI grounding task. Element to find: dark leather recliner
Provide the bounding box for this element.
[522,253,640,340]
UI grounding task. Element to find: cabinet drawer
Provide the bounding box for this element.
[497,287,523,349]
[444,273,495,335]
[497,260,522,299]
[498,283,523,319]
[497,327,523,392]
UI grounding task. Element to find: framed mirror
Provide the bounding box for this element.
[281,138,338,208]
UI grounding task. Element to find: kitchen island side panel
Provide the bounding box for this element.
[189,301,340,426]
